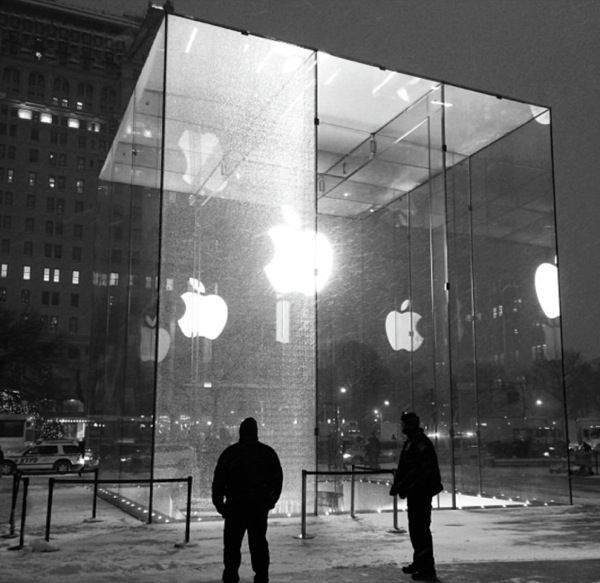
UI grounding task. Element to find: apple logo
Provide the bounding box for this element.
[535,262,560,319]
[177,130,227,193]
[385,299,424,352]
[177,277,228,339]
[140,316,171,363]
[264,206,333,296]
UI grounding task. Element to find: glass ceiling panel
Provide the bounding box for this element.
[102,16,551,223]
[443,85,549,161]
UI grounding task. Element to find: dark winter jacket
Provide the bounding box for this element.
[390,427,443,499]
[212,423,283,516]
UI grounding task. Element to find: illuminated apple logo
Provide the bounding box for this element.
[140,316,171,363]
[535,263,560,319]
[177,278,228,339]
[264,207,333,296]
[385,299,424,352]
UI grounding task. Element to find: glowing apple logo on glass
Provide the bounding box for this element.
[385,299,424,352]
[140,316,171,363]
[177,278,228,339]
[264,207,333,296]
[535,262,560,319]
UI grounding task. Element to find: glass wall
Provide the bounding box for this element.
[93,12,564,519]
[89,20,166,513]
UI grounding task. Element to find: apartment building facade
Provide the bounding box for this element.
[0,0,158,430]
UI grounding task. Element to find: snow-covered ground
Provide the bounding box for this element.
[2,478,600,583]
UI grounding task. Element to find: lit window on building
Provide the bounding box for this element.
[72,270,80,285]
[68,118,79,129]
[49,175,56,188]
[41,113,52,124]
[1,264,8,278]
[53,268,60,283]
[23,265,31,280]
[28,172,36,186]
[43,267,50,282]
[18,108,32,120]
[109,272,119,286]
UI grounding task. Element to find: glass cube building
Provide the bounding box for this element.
[91,13,565,519]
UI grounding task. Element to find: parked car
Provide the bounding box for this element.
[0,440,86,475]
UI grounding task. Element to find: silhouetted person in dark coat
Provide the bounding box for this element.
[212,417,283,583]
[390,412,443,581]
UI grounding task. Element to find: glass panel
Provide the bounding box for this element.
[154,16,316,517]
[445,85,567,504]
[91,19,165,514]
[316,58,449,512]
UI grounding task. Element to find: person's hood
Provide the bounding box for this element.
[239,417,258,442]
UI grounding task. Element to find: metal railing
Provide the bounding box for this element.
[3,470,194,550]
[297,465,403,539]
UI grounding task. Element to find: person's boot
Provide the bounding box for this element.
[411,567,437,581]
[402,563,419,574]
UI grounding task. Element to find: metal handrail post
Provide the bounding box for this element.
[92,468,99,519]
[301,470,307,537]
[313,470,319,516]
[7,472,20,537]
[18,476,29,548]
[350,464,356,518]
[45,477,55,542]
[148,478,153,525]
[185,476,192,544]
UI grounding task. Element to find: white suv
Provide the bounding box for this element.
[0,440,85,475]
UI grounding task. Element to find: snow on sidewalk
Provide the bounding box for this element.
[2,481,600,583]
